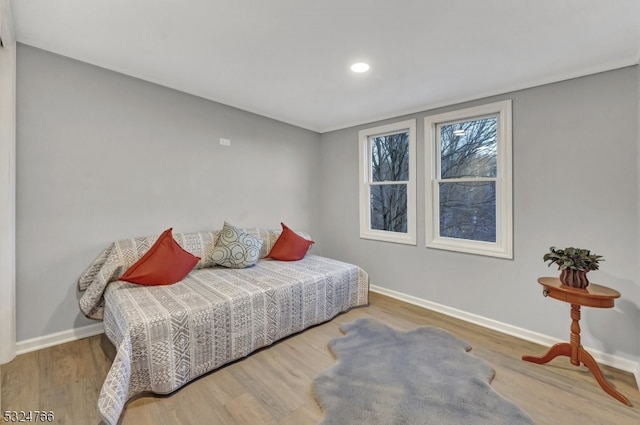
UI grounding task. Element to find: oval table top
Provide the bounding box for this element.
[537,277,620,308]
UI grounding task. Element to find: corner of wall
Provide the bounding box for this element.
[0,0,17,365]
[637,61,640,392]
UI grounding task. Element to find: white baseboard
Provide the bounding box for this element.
[370,284,640,391]
[16,323,104,355]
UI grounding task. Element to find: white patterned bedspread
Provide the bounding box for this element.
[79,231,368,425]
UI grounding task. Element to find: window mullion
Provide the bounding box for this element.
[436,177,498,183]
[370,180,411,186]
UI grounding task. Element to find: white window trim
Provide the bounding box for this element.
[424,100,513,258]
[359,119,417,245]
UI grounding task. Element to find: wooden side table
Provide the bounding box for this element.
[522,277,631,406]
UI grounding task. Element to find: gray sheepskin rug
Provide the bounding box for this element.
[312,318,535,425]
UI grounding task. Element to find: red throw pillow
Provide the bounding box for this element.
[267,223,314,261]
[120,228,200,285]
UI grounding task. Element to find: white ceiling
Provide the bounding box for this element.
[10,0,640,133]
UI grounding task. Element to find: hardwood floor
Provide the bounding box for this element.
[2,292,639,424]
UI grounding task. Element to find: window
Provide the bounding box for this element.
[359,119,416,244]
[424,100,512,258]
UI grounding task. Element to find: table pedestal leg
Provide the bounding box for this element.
[522,342,571,364]
[577,346,631,406]
[522,304,631,406]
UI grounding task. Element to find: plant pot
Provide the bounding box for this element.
[559,269,589,289]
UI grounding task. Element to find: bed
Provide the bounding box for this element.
[77,227,369,425]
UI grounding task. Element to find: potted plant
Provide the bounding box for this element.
[543,246,604,288]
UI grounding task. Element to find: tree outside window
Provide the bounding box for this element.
[438,117,497,243]
[370,132,409,233]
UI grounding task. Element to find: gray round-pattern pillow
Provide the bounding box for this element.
[211,222,264,268]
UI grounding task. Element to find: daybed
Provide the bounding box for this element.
[78,225,369,425]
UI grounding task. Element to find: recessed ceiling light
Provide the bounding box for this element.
[350,62,370,73]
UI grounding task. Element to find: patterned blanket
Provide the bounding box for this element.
[78,229,369,425]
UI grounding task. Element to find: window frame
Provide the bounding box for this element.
[424,100,513,258]
[358,119,417,245]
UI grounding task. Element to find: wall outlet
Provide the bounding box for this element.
[219,138,231,146]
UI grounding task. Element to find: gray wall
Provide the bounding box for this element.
[15,42,640,367]
[319,67,640,363]
[16,45,321,341]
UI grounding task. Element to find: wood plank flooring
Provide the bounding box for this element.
[2,292,639,424]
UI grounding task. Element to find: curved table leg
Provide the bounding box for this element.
[522,342,571,364]
[522,343,632,406]
[578,346,632,406]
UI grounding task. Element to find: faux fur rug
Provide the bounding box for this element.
[312,318,535,425]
